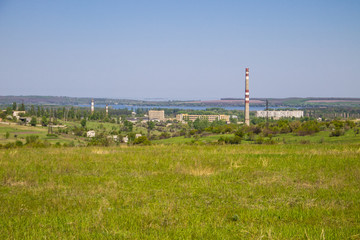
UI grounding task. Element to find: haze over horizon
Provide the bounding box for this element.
[1,1,359,100]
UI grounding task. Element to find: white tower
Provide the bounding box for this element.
[91,99,94,114]
[105,104,108,116]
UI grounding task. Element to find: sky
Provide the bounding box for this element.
[0,0,359,100]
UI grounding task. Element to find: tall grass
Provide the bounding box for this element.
[0,144,359,239]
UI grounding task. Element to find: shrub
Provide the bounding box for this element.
[218,136,241,145]
[234,129,245,138]
[46,133,58,138]
[26,135,40,144]
[330,128,345,137]
[133,136,151,145]
[255,136,264,144]
[295,121,320,136]
[15,140,23,147]
[30,117,37,126]
[159,132,171,139]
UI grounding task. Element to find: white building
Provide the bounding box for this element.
[13,111,26,120]
[87,130,96,138]
[256,111,304,120]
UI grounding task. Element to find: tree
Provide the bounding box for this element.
[147,121,155,136]
[41,116,48,127]
[81,119,87,128]
[6,107,13,116]
[30,117,37,126]
[12,102,17,111]
[123,120,133,132]
[19,103,25,111]
[193,118,210,132]
[29,105,36,116]
[5,132,10,139]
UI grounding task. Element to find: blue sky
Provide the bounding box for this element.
[0,0,359,100]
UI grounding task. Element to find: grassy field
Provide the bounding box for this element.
[154,129,360,145]
[0,123,82,145]
[1,143,359,239]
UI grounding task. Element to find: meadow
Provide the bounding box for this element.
[1,143,359,239]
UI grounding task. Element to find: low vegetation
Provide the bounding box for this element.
[1,144,359,239]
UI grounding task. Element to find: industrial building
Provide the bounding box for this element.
[148,110,165,121]
[256,111,304,120]
[176,114,230,123]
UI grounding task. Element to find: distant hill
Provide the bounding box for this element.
[0,95,359,108]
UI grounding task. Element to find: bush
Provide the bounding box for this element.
[218,136,242,145]
[15,140,23,147]
[159,132,171,139]
[255,136,264,144]
[26,135,40,144]
[295,121,320,136]
[133,136,151,145]
[46,133,58,138]
[330,128,345,137]
[30,117,37,126]
[234,129,245,138]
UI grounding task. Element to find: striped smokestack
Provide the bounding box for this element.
[245,68,250,126]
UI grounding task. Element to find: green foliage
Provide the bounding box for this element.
[25,135,40,144]
[41,116,48,126]
[234,129,245,138]
[12,102,17,111]
[80,119,87,128]
[218,135,242,144]
[15,140,23,147]
[6,107,13,115]
[19,103,25,111]
[330,128,345,137]
[133,136,151,145]
[193,118,210,131]
[295,120,320,136]
[5,132,9,139]
[30,117,37,126]
[123,120,133,132]
[72,126,85,137]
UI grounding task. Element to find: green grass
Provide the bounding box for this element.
[153,129,360,145]
[1,143,359,239]
[153,134,234,144]
[0,124,81,145]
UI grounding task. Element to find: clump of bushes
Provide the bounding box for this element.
[218,136,242,144]
[133,136,151,145]
[295,121,320,136]
[329,128,345,137]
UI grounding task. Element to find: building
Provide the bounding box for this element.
[256,111,304,120]
[87,130,96,138]
[176,114,230,123]
[13,111,26,120]
[148,110,165,121]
